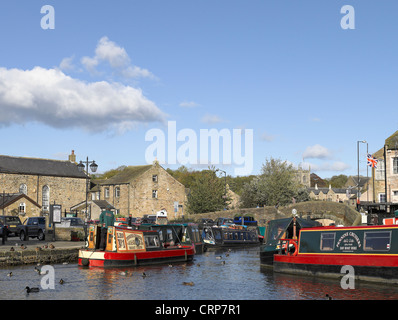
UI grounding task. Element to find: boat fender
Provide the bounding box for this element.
[81,258,90,267]
[287,240,298,256]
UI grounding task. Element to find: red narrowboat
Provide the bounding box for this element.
[272,224,398,283]
[78,225,195,268]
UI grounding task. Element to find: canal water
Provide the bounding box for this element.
[1,247,398,300]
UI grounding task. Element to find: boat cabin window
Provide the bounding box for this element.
[364,231,391,252]
[320,233,336,251]
[145,235,160,248]
[213,229,222,240]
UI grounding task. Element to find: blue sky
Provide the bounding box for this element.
[0,1,397,178]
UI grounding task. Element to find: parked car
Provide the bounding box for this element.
[18,217,46,241]
[215,217,234,226]
[0,215,22,237]
[196,218,215,229]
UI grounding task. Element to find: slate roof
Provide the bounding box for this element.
[0,155,88,179]
[98,165,152,185]
[70,199,115,210]
[0,192,41,209]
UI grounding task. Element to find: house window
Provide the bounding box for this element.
[115,187,120,198]
[152,190,158,199]
[104,187,110,198]
[19,202,26,214]
[19,184,27,195]
[379,193,386,203]
[393,157,398,174]
[42,185,50,212]
[152,175,158,182]
[375,159,385,180]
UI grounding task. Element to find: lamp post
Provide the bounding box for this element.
[77,157,98,221]
[357,140,367,209]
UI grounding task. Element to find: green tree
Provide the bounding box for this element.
[240,157,308,208]
[186,168,229,214]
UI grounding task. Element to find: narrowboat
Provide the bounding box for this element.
[202,225,259,250]
[272,224,398,283]
[139,223,206,254]
[78,225,195,268]
[260,217,320,266]
[233,215,258,226]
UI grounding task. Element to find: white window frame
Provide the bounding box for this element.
[115,187,120,198]
[42,185,50,212]
[19,202,26,214]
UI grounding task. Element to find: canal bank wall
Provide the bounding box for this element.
[184,201,362,226]
[0,242,84,267]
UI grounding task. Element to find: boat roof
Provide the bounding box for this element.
[301,224,398,232]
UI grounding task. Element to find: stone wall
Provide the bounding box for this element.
[0,248,79,266]
[183,201,362,226]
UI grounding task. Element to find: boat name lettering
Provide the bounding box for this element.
[336,232,361,251]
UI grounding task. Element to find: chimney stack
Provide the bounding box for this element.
[68,150,77,163]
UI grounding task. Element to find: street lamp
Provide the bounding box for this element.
[357,140,367,209]
[77,157,98,221]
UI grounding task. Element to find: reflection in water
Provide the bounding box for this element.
[1,248,398,300]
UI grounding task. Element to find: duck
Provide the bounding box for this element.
[182,281,194,286]
[215,256,222,260]
[325,294,332,300]
[49,244,55,249]
[7,272,12,277]
[142,272,147,278]
[10,247,14,252]
[221,261,226,265]
[25,286,40,293]
[20,244,27,250]
[59,279,65,285]
[34,267,41,274]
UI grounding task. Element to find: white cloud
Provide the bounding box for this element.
[260,132,275,142]
[0,66,166,133]
[81,36,156,79]
[201,114,226,124]
[302,144,332,159]
[179,101,200,108]
[301,161,350,172]
[59,56,76,71]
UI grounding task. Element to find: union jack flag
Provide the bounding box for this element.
[367,154,378,168]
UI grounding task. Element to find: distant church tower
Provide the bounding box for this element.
[296,164,311,187]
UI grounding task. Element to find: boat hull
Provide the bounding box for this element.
[78,247,195,268]
[274,253,398,283]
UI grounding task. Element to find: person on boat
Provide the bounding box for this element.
[99,205,115,251]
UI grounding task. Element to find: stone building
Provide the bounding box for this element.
[308,184,352,203]
[70,200,115,221]
[0,193,41,218]
[0,154,87,219]
[368,130,398,203]
[90,161,186,218]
